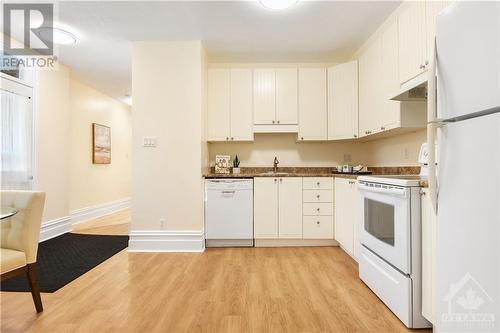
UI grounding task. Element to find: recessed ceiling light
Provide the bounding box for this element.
[259,0,299,10]
[38,27,78,46]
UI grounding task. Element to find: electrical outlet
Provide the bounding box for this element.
[343,154,352,163]
[159,218,166,229]
[404,148,409,159]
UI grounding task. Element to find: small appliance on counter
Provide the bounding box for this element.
[333,165,371,175]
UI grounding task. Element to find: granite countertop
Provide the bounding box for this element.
[202,166,430,186]
[202,167,363,179]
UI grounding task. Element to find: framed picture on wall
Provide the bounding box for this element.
[92,123,111,164]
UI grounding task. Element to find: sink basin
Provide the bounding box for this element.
[257,172,289,176]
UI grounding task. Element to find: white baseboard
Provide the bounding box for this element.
[128,230,205,252]
[70,198,131,225]
[39,198,131,242]
[39,216,72,242]
[254,239,339,247]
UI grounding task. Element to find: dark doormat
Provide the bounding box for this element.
[0,233,129,293]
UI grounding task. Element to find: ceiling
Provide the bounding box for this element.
[49,1,400,104]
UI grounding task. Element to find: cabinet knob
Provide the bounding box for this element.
[226,137,229,140]
[419,64,425,69]
[279,178,282,182]
[272,120,276,124]
[353,134,358,138]
[231,137,234,140]
[274,178,277,183]
[277,120,280,124]
[316,208,320,211]
[316,182,320,186]
[301,137,304,140]
[316,221,320,225]
[316,195,320,199]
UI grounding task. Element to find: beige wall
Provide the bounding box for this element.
[209,134,367,167]
[69,78,132,211]
[363,130,426,167]
[36,65,71,222]
[131,41,205,231]
[34,64,131,223]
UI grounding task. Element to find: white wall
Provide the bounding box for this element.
[69,78,132,211]
[209,134,367,167]
[363,130,426,166]
[131,41,205,231]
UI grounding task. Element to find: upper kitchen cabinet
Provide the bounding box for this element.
[207,68,253,142]
[425,1,451,61]
[398,1,427,84]
[253,68,298,132]
[298,68,327,141]
[359,38,382,137]
[327,61,359,140]
[207,68,231,141]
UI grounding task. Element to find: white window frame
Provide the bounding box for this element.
[0,72,37,190]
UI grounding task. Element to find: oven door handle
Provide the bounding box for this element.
[358,183,407,197]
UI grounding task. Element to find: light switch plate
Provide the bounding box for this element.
[143,137,157,147]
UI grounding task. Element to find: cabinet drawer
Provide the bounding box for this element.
[303,216,334,239]
[303,203,334,216]
[303,177,334,190]
[303,190,333,203]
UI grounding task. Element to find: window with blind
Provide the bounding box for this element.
[0,75,35,190]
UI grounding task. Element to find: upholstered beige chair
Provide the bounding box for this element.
[1,191,46,312]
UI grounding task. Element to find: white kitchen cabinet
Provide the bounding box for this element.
[359,38,382,137]
[276,68,298,125]
[207,69,231,141]
[207,68,253,141]
[254,178,279,238]
[253,69,276,125]
[298,68,327,141]
[380,20,402,131]
[254,177,302,239]
[302,177,334,239]
[421,188,437,324]
[230,69,253,141]
[327,61,359,140]
[334,178,359,259]
[278,178,303,238]
[425,1,451,61]
[253,68,298,128]
[398,1,428,84]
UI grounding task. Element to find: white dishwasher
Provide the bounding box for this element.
[205,179,254,247]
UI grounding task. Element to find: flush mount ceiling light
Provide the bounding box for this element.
[38,27,78,46]
[259,0,299,10]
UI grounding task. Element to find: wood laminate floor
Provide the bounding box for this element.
[0,209,429,333]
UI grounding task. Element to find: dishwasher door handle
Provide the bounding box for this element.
[221,190,236,194]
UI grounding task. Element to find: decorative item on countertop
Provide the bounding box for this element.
[232,155,241,174]
[215,155,231,174]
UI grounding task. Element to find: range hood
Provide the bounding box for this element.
[390,72,427,101]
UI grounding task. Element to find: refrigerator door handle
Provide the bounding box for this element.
[427,37,439,212]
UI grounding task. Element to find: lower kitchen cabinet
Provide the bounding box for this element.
[302,178,334,239]
[254,177,302,239]
[334,178,359,259]
[421,188,437,324]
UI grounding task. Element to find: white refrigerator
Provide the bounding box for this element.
[427,2,499,332]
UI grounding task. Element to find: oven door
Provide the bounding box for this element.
[358,181,411,274]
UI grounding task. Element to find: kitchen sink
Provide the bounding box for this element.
[257,172,289,176]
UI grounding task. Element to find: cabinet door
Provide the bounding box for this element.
[207,69,231,141]
[253,69,275,125]
[278,177,302,238]
[230,69,253,141]
[425,1,451,63]
[327,61,359,140]
[398,1,427,84]
[275,68,298,124]
[421,188,437,324]
[254,178,279,239]
[359,38,382,137]
[298,68,327,141]
[380,21,401,130]
[334,178,354,254]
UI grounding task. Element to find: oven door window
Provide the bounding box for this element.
[364,198,395,246]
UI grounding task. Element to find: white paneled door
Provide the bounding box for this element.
[207,69,231,141]
[275,68,298,125]
[278,177,302,238]
[230,69,253,141]
[298,68,327,141]
[254,177,279,239]
[253,69,276,125]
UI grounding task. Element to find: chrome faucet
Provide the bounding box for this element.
[273,156,279,173]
